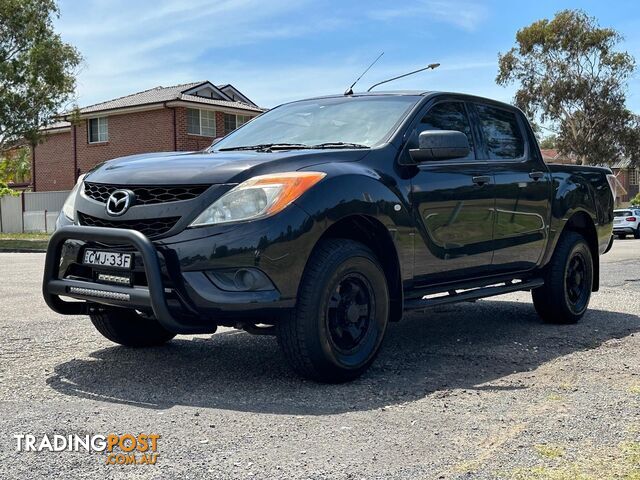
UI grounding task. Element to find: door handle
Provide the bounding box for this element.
[529,171,545,181]
[472,175,491,186]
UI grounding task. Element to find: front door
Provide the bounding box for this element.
[407,100,496,286]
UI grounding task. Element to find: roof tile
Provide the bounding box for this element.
[71,81,262,116]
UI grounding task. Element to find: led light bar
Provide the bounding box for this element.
[97,273,132,285]
[68,286,130,301]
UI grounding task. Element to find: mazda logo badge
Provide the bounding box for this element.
[106,189,135,216]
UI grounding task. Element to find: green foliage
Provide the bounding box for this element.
[0,0,82,152]
[631,192,640,206]
[0,147,31,183]
[67,105,82,126]
[0,181,19,197]
[539,135,557,149]
[497,10,640,166]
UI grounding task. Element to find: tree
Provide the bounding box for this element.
[0,181,18,197]
[0,146,31,184]
[538,135,557,149]
[497,9,640,166]
[0,0,81,152]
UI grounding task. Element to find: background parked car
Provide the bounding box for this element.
[613,208,640,239]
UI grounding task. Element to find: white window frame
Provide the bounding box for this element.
[88,117,108,143]
[630,167,639,186]
[236,114,251,127]
[187,108,216,137]
[224,113,252,134]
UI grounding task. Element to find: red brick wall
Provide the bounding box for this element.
[33,106,258,191]
[33,131,74,191]
[614,168,629,202]
[75,108,175,175]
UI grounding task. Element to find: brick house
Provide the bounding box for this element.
[539,148,575,165]
[609,159,638,204]
[32,81,263,191]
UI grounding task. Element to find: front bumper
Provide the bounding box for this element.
[42,216,316,333]
[43,226,209,333]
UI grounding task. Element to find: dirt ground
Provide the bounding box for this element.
[0,240,638,479]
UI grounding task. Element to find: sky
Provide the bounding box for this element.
[56,0,640,111]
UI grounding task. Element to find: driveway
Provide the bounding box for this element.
[0,240,639,479]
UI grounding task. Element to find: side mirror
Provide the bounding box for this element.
[409,130,470,162]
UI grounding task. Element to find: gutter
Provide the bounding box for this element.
[165,100,263,115]
[31,144,36,191]
[60,100,263,121]
[165,102,177,151]
[72,124,78,181]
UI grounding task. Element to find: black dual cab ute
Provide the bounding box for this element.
[43,91,616,382]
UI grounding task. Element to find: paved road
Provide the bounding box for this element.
[0,240,639,479]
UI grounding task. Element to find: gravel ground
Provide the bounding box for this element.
[0,240,639,479]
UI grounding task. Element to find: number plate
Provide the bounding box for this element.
[83,249,133,269]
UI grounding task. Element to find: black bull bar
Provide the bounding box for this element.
[42,225,201,334]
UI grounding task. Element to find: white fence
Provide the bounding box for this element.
[0,190,70,233]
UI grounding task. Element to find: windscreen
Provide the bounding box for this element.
[211,96,420,150]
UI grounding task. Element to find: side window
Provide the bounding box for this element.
[418,102,475,160]
[476,104,525,160]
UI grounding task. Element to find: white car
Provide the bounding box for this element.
[613,208,640,239]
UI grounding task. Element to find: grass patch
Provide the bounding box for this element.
[506,442,640,480]
[547,393,564,402]
[0,232,51,240]
[0,232,50,250]
[534,444,565,459]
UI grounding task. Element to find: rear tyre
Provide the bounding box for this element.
[89,309,176,347]
[532,231,593,324]
[634,228,640,239]
[276,239,389,383]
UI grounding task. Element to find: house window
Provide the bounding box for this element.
[237,114,251,127]
[223,114,252,135]
[88,117,108,143]
[187,108,216,136]
[630,168,639,186]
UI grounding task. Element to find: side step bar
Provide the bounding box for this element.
[404,278,544,310]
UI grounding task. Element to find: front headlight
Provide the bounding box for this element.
[62,174,86,221]
[190,171,326,227]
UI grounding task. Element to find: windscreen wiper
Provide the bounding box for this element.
[309,142,370,149]
[218,143,308,152]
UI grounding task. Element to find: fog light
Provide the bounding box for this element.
[205,268,274,292]
[234,269,260,290]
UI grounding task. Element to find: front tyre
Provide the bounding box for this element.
[89,309,176,347]
[277,239,389,383]
[532,231,593,324]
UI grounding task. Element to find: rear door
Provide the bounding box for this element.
[471,102,552,273]
[407,98,496,285]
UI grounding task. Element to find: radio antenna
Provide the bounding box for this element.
[367,63,440,92]
[344,52,384,96]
